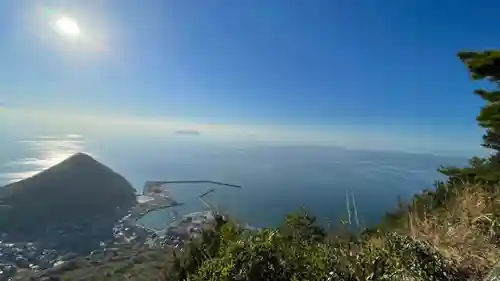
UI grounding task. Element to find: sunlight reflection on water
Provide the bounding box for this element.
[1,134,89,184]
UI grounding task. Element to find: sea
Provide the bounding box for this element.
[0,133,469,230]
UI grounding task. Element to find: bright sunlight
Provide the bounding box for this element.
[54,17,80,37]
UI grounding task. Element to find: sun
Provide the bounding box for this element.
[55,17,80,37]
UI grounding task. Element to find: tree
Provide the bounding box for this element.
[279,208,326,243]
[460,51,500,151]
[440,50,500,184]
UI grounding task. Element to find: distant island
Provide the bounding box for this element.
[174,129,202,136]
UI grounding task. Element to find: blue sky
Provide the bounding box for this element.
[1,0,498,155]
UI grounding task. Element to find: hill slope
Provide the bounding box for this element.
[0,153,137,254]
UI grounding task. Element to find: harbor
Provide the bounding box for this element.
[112,180,242,248]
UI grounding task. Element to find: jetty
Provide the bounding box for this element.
[112,179,242,247]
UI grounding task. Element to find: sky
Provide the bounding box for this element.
[0,0,498,155]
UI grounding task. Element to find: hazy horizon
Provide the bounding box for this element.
[1,1,497,157]
[0,133,469,228]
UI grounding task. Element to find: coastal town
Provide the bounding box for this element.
[0,177,241,281]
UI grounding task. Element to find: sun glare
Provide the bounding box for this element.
[55,17,80,36]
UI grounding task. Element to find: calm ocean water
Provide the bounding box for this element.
[0,134,468,229]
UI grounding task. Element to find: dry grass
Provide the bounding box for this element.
[407,184,500,278]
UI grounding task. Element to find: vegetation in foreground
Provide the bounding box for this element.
[48,50,500,281]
